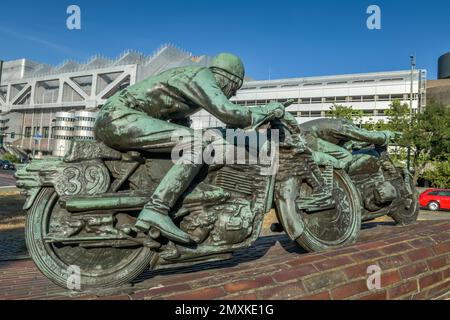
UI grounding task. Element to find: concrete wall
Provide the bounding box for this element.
[427,79,450,106]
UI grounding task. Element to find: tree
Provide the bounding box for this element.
[384,100,450,185]
[422,159,450,188]
[327,104,364,125]
[2,152,19,163]
[325,100,450,186]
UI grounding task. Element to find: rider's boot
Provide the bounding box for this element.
[135,206,192,244]
[134,162,202,244]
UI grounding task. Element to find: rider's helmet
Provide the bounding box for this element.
[209,53,245,98]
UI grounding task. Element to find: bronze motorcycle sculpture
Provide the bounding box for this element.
[299,118,419,227]
[16,113,361,291]
[347,144,419,225]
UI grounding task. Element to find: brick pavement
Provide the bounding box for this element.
[0,229,28,261]
[0,194,27,261]
[0,171,16,187]
[0,220,449,300]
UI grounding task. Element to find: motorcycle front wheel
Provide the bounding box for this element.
[25,187,155,291]
[294,170,361,252]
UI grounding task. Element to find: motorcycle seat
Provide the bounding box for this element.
[63,140,123,163]
[347,154,380,175]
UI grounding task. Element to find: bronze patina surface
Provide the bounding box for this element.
[15,54,417,291]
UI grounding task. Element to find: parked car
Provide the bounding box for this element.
[419,189,450,211]
[0,160,16,170]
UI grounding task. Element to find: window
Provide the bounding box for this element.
[380,78,405,82]
[327,81,347,85]
[303,83,322,87]
[378,95,390,101]
[311,98,322,104]
[428,191,439,195]
[351,96,362,102]
[300,98,311,104]
[391,94,404,100]
[300,111,310,117]
[325,97,336,103]
[24,127,31,138]
[353,80,375,84]
[239,87,256,91]
[42,127,49,138]
[438,191,450,197]
[363,96,375,102]
[260,86,277,89]
[310,111,322,117]
[281,84,298,88]
[33,127,40,136]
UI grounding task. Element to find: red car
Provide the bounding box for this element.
[419,189,450,211]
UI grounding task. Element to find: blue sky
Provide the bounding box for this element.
[1,0,449,79]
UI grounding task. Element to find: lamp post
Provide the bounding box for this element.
[0,59,3,86]
[406,55,416,172]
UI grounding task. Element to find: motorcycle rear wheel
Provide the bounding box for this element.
[388,170,419,225]
[295,170,361,252]
[25,187,154,291]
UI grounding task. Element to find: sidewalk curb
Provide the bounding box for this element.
[0,187,20,196]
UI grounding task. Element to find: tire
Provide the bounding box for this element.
[427,201,440,212]
[389,170,419,225]
[294,170,361,252]
[25,187,155,291]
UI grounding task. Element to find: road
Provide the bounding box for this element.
[0,171,16,188]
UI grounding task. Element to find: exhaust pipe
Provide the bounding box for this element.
[61,193,150,212]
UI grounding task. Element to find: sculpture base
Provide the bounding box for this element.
[0,220,448,300]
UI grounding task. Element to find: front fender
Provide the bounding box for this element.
[21,187,42,210]
[15,157,63,210]
[15,157,111,210]
[274,177,305,240]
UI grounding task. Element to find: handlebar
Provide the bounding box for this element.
[282,98,296,108]
[250,99,297,131]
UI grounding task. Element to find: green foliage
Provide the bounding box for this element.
[383,100,450,184]
[422,159,450,188]
[384,99,411,131]
[1,152,19,163]
[327,104,363,124]
[362,119,389,131]
[319,100,449,185]
[327,100,450,185]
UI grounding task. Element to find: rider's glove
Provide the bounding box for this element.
[380,130,400,146]
[250,102,285,126]
[343,140,371,151]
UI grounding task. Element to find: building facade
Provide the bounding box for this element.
[1,44,429,157]
[191,70,427,129]
[0,44,210,156]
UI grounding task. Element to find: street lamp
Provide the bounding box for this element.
[406,55,416,172]
[0,59,3,86]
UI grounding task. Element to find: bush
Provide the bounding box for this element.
[2,152,20,163]
[422,159,450,188]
